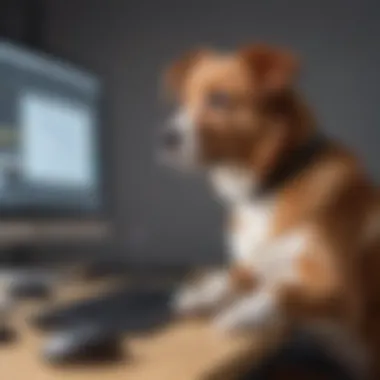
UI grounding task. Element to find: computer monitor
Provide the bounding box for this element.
[0,40,109,246]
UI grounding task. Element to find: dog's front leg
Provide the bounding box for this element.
[172,265,258,316]
[214,288,282,332]
[172,270,233,316]
[214,228,310,332]
[213,226,342,333]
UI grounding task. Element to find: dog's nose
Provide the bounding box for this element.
[162,128,182,150]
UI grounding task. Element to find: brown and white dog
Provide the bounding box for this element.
[159,44,380,379]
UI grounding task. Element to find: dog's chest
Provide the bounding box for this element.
[227,199,276,263]
[209,166,278,264]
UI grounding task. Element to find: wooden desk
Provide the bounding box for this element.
[0,281,271,380]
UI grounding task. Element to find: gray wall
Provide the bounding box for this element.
[45,0,380,264]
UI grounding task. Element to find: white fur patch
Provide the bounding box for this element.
[209,165,277,264]
[208,165,309,330]
[253,229,310,284]
[214,230,309,333]
[172,270,231,315]
[210,166,257,204]
[162,109,199,169]
[172,108,193,133]
[227,198,276,264]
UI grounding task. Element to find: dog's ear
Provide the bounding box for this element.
[240,44,299,94]
[163,49,209,99]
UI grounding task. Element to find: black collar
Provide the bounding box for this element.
[256,133,328,196]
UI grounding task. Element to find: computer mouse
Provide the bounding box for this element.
[43,323,124,364]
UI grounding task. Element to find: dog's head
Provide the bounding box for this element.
[159,44,313,177]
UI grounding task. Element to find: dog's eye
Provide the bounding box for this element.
[207,92,230,109]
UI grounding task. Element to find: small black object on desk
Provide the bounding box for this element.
[239,330,357,380]
[43,323,124,364]
[0,294,17,344]
[1,266,58,301]
[0,324,17,344]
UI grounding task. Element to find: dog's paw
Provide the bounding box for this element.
[171,285,203,316]
[213,291,279,333]
[213,309,242,333]
[171,272,230,316]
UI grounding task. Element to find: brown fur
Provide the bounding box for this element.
[164,44,380,379]
[229,265,258,294]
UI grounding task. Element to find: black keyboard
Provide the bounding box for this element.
[31,285,174,334]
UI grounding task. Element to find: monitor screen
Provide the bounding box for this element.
[0,41,103,218]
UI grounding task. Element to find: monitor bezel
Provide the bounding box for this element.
[0,40,112,222]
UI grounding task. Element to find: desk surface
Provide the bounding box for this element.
[0,280,266,380]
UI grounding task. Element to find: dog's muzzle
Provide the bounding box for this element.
[159,110,199,169]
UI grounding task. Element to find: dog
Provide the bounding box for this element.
[159,43,380,379]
